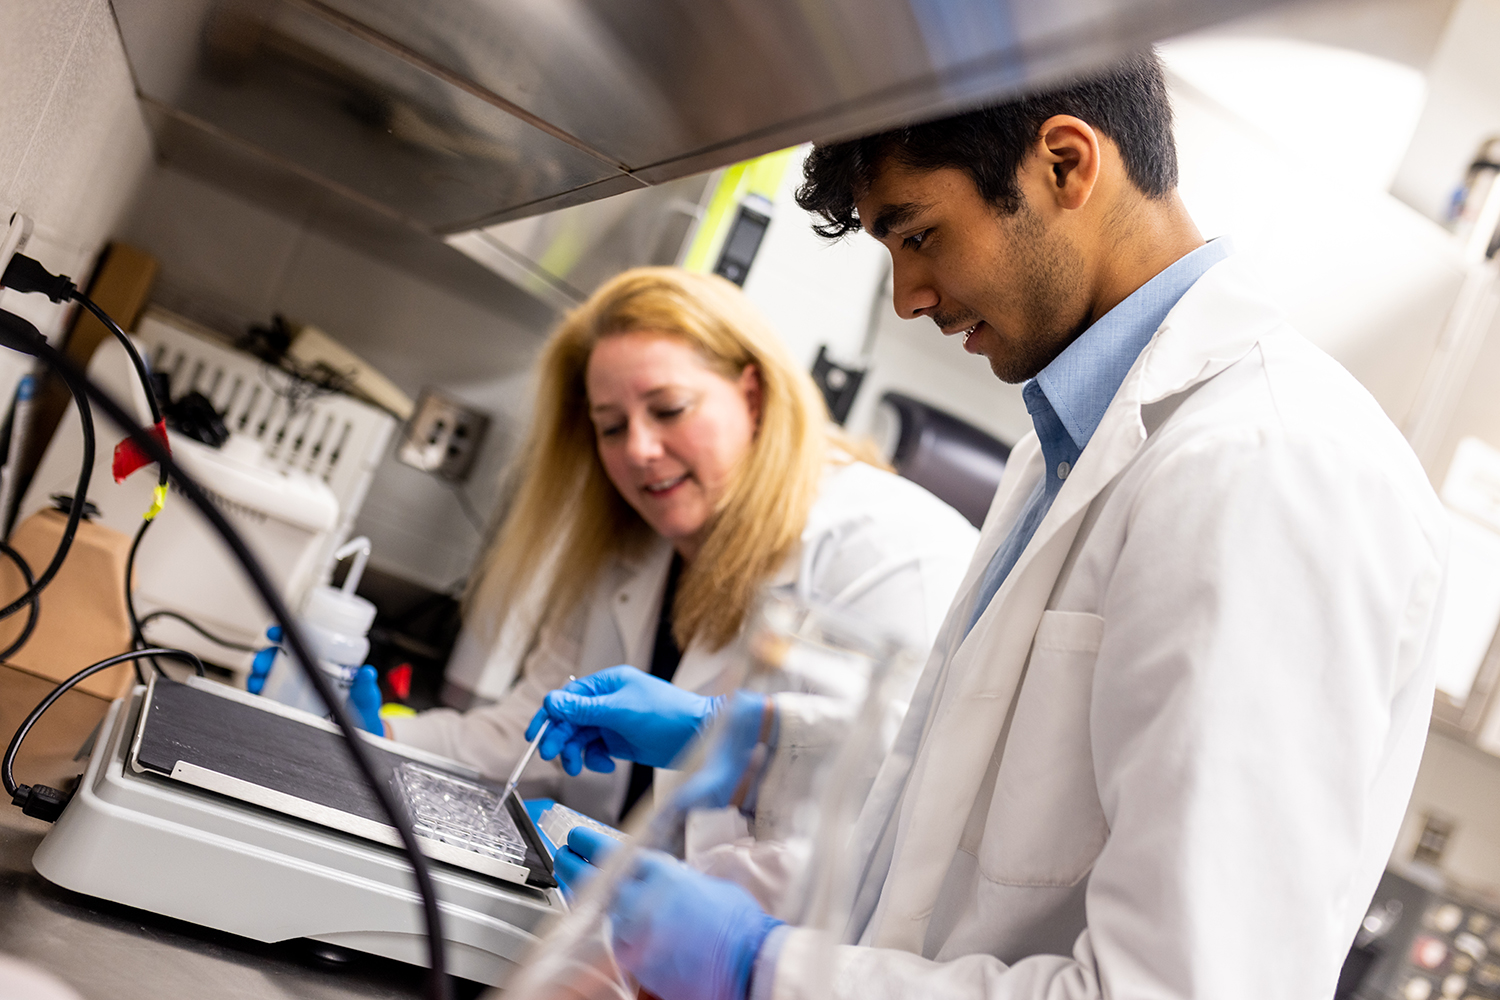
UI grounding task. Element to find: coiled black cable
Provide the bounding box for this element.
[1,647,204,801]
[0,355,93,621]
[0,541,39,661]
[124,517,160,682]
[74,296,163,427]
[0,307,453,1000]
[76,291,187,677]
[137,608,258,654]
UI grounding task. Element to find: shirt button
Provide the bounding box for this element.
[1057,461,1071,480]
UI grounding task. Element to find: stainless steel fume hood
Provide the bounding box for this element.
[111,0,1293,300]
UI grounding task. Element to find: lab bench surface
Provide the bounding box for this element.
[0,663,479,1000]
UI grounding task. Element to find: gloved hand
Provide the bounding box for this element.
[247,625,385,737]
[348,665,384,736]
[526,666,723,776]
[561,826,783,1000]
[552,824,608,899]
[246,625,282,695]
[670,691,772,814]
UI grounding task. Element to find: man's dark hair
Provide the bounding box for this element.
[795,51,1177,238]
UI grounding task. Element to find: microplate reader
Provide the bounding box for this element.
[31,675,564,986]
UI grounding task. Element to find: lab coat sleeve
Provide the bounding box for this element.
[767,422,1444,1000]
[691,470,978,911]
[386,615,582,787]
[698,484,977,911]
[773,467,979,806]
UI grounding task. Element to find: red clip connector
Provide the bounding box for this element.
[112,419,170,483]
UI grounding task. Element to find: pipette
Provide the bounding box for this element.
[501,721,546,805]
[501,675,574,805]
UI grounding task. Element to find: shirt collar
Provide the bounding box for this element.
[1032,237,1233,450]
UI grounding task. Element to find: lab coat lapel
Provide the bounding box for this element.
[866,254,1274,952]
[841,443,1047,940]
[609,539,674,672]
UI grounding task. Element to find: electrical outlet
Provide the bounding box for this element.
[397,389,490,482]
[0,211,33,283]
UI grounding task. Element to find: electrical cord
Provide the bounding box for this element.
[2,647,204,821]
[124,517,162,682]
[88,295,171,679]
[74,296,163,426]
[0,306,453,1000]
[138,608,259,654]
[3,251,186,679]
[0,252,163,428]
[0,350,93,622]
[0,541,39,661]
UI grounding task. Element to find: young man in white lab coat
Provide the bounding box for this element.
[531,50,1449,1000]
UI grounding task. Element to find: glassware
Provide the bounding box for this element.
[500,589,920,1000]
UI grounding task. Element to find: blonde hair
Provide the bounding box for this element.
[471,267,878,652]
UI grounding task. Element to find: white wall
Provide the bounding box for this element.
[741,147,890,373]
[1396,729,1500,891]
[0,0,154,394]
[840,37,1468,457]
[1392,0,1500,224]
[1163,37,1468,435]
[118,166,556,591]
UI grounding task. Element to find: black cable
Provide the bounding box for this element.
[0,307,453,1000]
[70,293,175,680]
[0,541,39,661]
[0,253,164,484]
[124,517,161,682]
[75,295,163,427]
[138,609,258,654]
[2,647,204,801]
[0,355,93,622]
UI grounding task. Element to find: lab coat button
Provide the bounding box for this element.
[1057,461,1071,480]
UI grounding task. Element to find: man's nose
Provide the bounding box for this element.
[890,258,939,321]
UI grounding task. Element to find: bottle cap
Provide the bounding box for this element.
[303,584,376,638]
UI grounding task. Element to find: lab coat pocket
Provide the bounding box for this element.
[978,610,1108,888]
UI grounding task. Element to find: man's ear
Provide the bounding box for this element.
[1031,115,1101,211]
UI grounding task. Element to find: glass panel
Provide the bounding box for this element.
[503,590,921,1000]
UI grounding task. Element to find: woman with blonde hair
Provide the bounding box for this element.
[387,267,976,823]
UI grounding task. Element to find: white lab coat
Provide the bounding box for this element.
[765,254,1448,1000]
[390,460,978,822]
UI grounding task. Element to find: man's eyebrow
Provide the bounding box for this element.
[869,201,927,239]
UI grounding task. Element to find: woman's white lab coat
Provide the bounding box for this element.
[389,460,978,822]
[763,255,1448,1000]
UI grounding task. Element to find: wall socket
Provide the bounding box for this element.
[397,389,490,482]
[0,211,33,282]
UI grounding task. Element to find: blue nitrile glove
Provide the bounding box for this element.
[670,691,772,814]
[348,665,383,735]
[524,799,559,857]
[246,625,283,694]
[525,666,724,776]
[552,824,609,899]
[563,826,783,1000]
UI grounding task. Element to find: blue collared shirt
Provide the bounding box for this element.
[963,238,1232,635]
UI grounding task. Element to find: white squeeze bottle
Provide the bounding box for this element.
[261,537,377,717]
